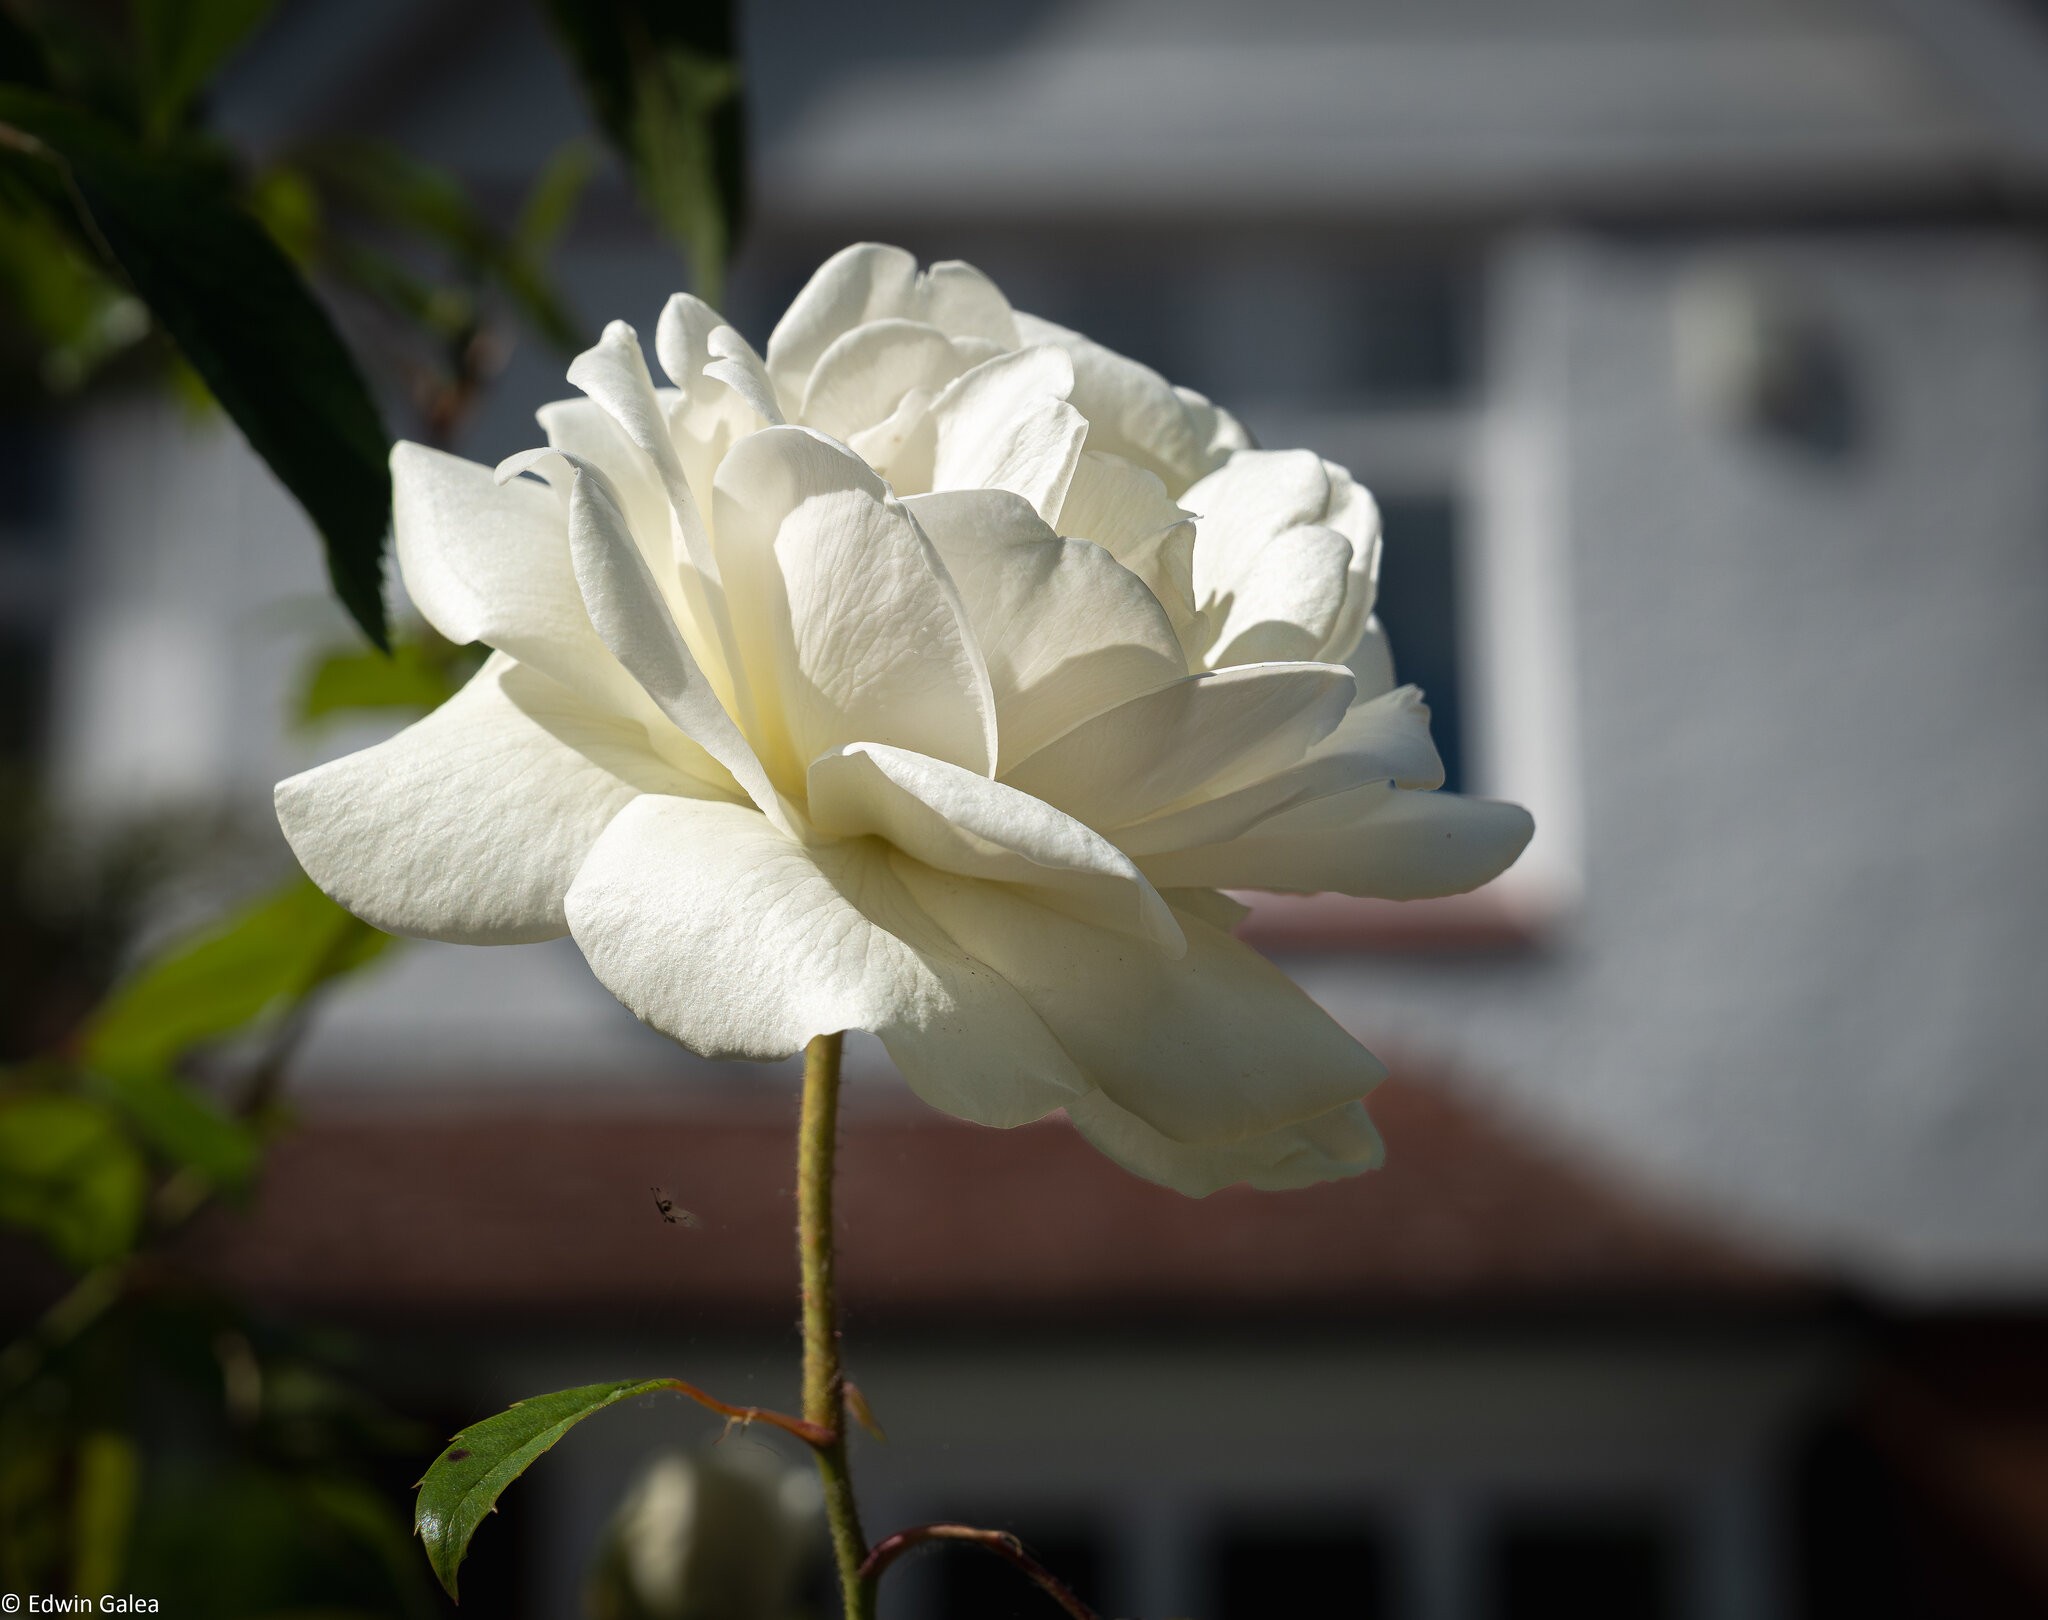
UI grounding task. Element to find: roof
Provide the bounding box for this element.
[166,1074,1807,1326]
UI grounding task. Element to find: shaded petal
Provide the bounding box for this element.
[1205,524,1354,667]
[1186,450,1358,667]
[564,795,1084,1126]
[566,323,733,663]
[1316,462,1384,664]
[1065,1092,1383,1196]
[917,259,1019,347]
[276,656,696,946]
[1114,685,1443,855]
[1013,312,1241,495]
[1348,616,1397,702]
[764,243,923,408]
[923,347,1087,521]
[703,327,784,428]
[906,488,1185,771]
[1051,450,1200,640]
[1137,786,1535,899]
[807,743,1182,952]
[392,441,663,724]
[898,868,1387,1145]
[1001,663,1354,832]
[565,459,792,830]
[801,318,968,443]
[712,427,997,785]
[765,244,1019,410]
[536,395,670,562]
[655,293,781,428]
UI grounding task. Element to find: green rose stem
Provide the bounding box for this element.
[798,1029,873,1617]
[794,1031,1104,1620]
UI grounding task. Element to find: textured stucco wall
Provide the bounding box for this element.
[1301,231,2048,1297]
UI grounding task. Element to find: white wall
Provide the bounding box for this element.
[1302,229,2048,1298]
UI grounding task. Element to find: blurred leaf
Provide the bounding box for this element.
[0,194,148,392]
[416,1379,674,1601]
[84,878,392,1087]
[85,1065,257,1188]
[0,1093,147,1267]
[246,163,320,266]
[0,91,392,647]
[296,639,464,725]
[304,136,585,353]
[69,1428,138,1595]
[541,0,743,304]
[515,138,596,256]
[0,8,53,93]
[299,138,490,264]
[132,0,276,141]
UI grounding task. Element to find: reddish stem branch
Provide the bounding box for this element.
[859,1523,1103,1620]
[660,1378,836,1449]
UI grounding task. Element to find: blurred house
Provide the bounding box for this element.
[8,0,2048,1616]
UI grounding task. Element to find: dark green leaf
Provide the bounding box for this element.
[415,1379,676,1601]
[0,7,54,92]
[541,0,744,303]
[84,877,392,1085]
[133,0,276,140]
[0,92,392,646]
[0,1093,147,1267]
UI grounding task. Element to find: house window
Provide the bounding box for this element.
[1213,1517,1397,1617]
[0,416,64,764]
[923,1517,1109,1619]
[1375,492,1466,795]
[1487,1509,1680,1620]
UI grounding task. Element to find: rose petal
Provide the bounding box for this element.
[899,867,1387,1145]
[921,347,1088,521]
[565,460,792,830]
[800,318,970,443]
[906,488,1185,771]
[807,742,1182,952]
[712,427,997,785]
[1115,685,1444,855]
[564,795,1085,1127]
[1013,312,1244,495]
[277,656,701,946]
[1064,1092,1384,1196]
[1001,662,1355,832]
[1138,786,1535,899]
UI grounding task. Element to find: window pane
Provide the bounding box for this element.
[931,1521,1106,1619]
[1214,1519,1394,1619]
[1375,493,1465,794]
[1489,1510,1678,1620]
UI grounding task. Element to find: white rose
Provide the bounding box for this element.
[276,245,1532,1195]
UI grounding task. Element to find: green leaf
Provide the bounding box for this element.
[514,138,597,257]
[133,0,277,140]
[415,1379,675,1602]
[0,193,148,392]
[70,1429,139,1595]
[84,877,392,1085]
[541,0,744,304]
[84,1066,257,1187]
[0,92,392,647]
[0,1093,147,1267]
[296,639,464,726]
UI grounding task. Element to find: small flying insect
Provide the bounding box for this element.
[651,1187,704,1228]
